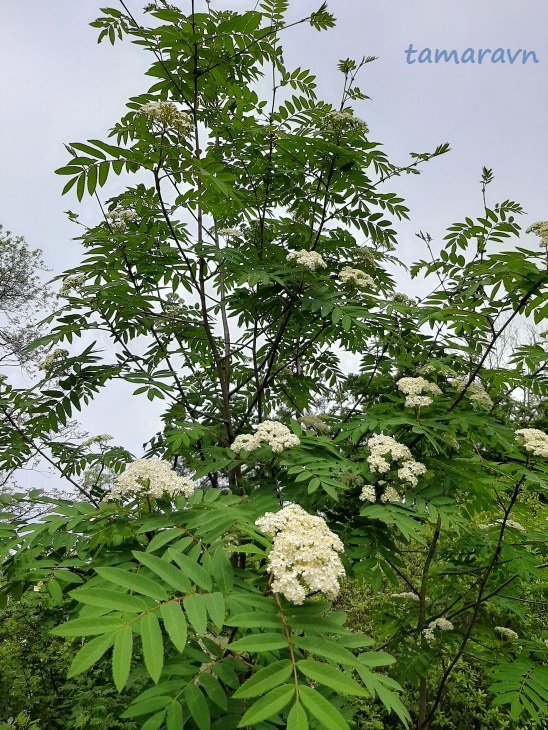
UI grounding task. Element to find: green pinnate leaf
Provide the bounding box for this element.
[96,567,169,601]
[238,685,295,727]
[183,594,208,635]
[67,632,116,678]
[299,685,349,729]
[112,625,133,692]
[160,600,187,652]
[297,660,368,697]
[229,633,287,653]
[140,612,164,683]
[287,701,309,730]
[184,684,210,730]
[133,550,192,594]
[233,660,293,699]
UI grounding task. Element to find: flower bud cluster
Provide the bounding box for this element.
[139,101,193,134]
[105,458,195,501]
[320,110,369,134]
[515,428,548,457]
[339,266,375,288]
[380,485,401,503]
[286,250,327,271]
[81,434,113,448]
[39,349,68,373]
[392,292,417,306]
[300,414,330,434]
[479,518,526,532]
[423,617,453,643]
[449,377,493,408]
[57,274,87,299]
[231,420,300,454]
[107,208,138,232]
[255,503,345,605]
[391,592,420,602]
[218,228,242,238]
[527,221,548,249]
[495,626,519,641]
[366,435,426,487]
[396,377,442,408]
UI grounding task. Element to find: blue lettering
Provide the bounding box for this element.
[491,48,505,63]
[419,48,432,64]
[404,44,418,64]
[461,48,475,64]
[507,49,522,64]
[478,49,491,64]
[523,50,540,64]
[435,49,459,64]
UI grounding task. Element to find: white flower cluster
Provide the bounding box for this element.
[391,592,420,602]
[515,428,548,457]
[105,458,196,501]
[353,247,377,268]
[396,377,442,408]
[300,414,330,434]
[393,292,417,307]
[479,518,526,532]
[359,484,376,502]
[321,110,369,134]
[231,420,300,454]
[107,208,138,232]
[39,349,68,373]
[366,435,426,487]
[423,617,453,643]
[81,434,113,448]
[139,101,193,134]
[286,250,327,271]
[450,377,493,408]
[380,485,401,503]
[218,227,242,238]
[495,626,519,641]
[57,274,87,299]
[339,266,375,288]
[255,503,345,605]
[527,221,548,249]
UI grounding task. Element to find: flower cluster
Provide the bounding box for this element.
[392,292,417,307]
[107,208,138,232]
[495,626,519,641]
[396,376,442,408]
[366,435,426,487]
[138,101,193,134]
[527,221,548,249]
[255,503,345,605]
[359,484,376,502]
[515,428,548,457]
[339,266,375,288]
[391,592,420,602]
[380,485,401,503]
[39,349,68,373]
[479,518,526,532]
[321,110,369,134]
[57,274,86,299]
[81,434,113,448]
[353,247,377,268]
[218,227,242,238]
[286,250,327,271]
[449,377,493,408]
[423,617,453,643]
[231,420,300,454]
[300,414,330,434]
[104,458,196,501]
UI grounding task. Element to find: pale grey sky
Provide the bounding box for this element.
[0,1,546,480]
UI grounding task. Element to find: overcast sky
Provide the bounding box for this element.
[1,1,546,481]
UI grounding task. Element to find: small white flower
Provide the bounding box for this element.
[391,592,420,602]
[359,484,376,503]
[449,377,493,408]
[423,617,453,642]
[218,228,242,238]
[527,221,548,249]
[366,435,426,487]
[139,101,193,134]
[320,110,369,133]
